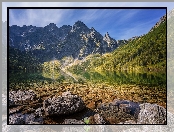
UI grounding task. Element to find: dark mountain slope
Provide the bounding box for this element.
[9,21,127,64]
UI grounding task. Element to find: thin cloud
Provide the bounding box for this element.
[6,3,167,40]
[9,9,74,27]
[3,2,174,22]
[113,17,163,40]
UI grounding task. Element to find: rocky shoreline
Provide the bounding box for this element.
[9,84,166,124]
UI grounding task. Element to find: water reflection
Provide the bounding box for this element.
[9,69,72,85]
[42,70,60,80]
[9,70,166,88]
[82,71,166,87]
[9,70,53,84]
[9,69,167,109]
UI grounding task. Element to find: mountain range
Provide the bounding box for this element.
[8,14,166,71]
[9,21,127,62]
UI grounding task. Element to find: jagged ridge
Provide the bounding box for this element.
[9,21,127,63]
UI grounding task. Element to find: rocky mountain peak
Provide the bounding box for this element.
[73,21,88,29]
[71,21,89,33]
[48,23,57,27]
[105,32,110,38]
[149,14,166,32]
[9,20,128,61]
[74,20,85,26]
[91,27,95,30]
[103,32,111,44]
[44,23,58,30]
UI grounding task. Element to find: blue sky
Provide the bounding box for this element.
[2,2,173,40]
[9,8,166,40]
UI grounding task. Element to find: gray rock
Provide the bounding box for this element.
[112,99,140,118]
[97,99,140,119]
[9,113,25,124]
[40,92,85,116]
[9,90,37,106]
[97,100,167,124]
[9,113,43,124]
[137,103,166,124]
[25,113,43,124]
[35,107,45,117]
[96,101,137,124]
[9,99,15,107]
[94,114,106,124]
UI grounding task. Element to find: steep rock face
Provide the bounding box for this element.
[103,32,118,50]
[9,21,127,61]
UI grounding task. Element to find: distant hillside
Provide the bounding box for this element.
[68,15,166,74]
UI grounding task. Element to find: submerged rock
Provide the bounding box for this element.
[137,103,166,124]
[36,91,85,116]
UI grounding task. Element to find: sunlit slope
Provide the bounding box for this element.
[69,17,166,73]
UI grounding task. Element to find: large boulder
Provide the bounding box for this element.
[112,99,140,118]
[96,100,167,124]
[9,90,37,107]
[97,99,140,118]
[96,100,138,124]
[137,103,166,124]
[35,91,85,116]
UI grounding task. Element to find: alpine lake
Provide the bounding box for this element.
[9,69,166,124]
